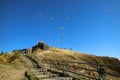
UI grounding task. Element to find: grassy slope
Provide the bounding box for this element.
[0,47,119,80]
[0,52,27,80]
[31,47,120,65]
[27,47,120,80]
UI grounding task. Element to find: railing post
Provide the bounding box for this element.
[63,61,67,76]
[97,64,105,80]
[49,61,52,73]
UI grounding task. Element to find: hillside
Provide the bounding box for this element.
[0,47,120,80]
[26,47,120,80]
[0,51,27,80]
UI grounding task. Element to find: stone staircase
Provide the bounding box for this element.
[23,55,73,80]
[30,68,73,80]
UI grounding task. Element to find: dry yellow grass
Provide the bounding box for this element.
[34,47,86,61]
[0,52,27,80]
[0,47,119,80]
[0,63,26,80]
[0,53,13,63]
[27,47,120,80]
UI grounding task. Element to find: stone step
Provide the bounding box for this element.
[47,74,59,77]
[41,79,57,80]
[41,77,73,80]
[32,72,50,75]
[35,74,50,79]
[38,69,47,72]
[35,73,59,78]
[30,69,47,73]
[30,69,39,72]
[54,77,72,80]
[29,69,37,71]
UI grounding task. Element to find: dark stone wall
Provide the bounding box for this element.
[38,42,44,50]
[31,42,49,52]
[44,44,49,50]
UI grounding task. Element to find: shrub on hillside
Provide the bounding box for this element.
[0,54,12,63]
[8,51,22,63]
[0,51,7,55]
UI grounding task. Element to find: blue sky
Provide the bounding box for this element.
[0,0,120,58]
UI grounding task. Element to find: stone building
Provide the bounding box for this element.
[32,41,49,52]
[20,41,49,54]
